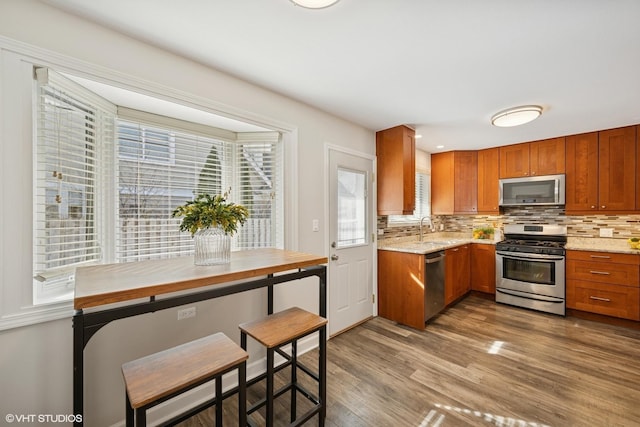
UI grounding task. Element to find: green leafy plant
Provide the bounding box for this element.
[172,191,249,236]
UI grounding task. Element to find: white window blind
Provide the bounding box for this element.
[116,119,234,262]
[414,172,431,218]
[33,68,115,302]
[235,133,283,249]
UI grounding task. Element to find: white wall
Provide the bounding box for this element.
[0,1,375,425]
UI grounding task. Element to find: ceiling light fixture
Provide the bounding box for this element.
[491,105,543,127]
[290,0,339,9]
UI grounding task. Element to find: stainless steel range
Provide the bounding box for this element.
[495,224,567,316]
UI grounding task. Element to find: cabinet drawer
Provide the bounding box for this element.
[566,250,640,265]
[567,280,640,320]
[566,260,639,287]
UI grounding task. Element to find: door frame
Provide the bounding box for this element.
[324,143,378,330]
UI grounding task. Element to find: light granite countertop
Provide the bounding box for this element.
[377,232,496,255]
[566,237,640,255]
[379,235,640,255]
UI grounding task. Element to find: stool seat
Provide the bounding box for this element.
[239,306,328,349]
[122,332,248,426]
[240,306,327,426]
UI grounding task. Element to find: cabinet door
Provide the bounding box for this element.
[499,143,529,178]
[470,244,496,294]
[378,250,425,330]
[530,137,565,176]
[598,126,636,211]
[431,152,455,215]
[445,245,470,304]
[454,151,478,213]
[477,148,499,213]
[566,132,599,212]
[376,125,415,215]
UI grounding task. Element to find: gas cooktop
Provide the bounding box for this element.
[496,224,567,256]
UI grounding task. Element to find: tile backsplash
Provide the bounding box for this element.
[377,206,640,240]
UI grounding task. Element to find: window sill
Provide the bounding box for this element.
[0,301,74,332]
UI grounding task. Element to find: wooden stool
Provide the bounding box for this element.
[121,332,248,426]
[239,306,327,426]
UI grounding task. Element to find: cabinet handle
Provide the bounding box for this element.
[589,296,611,302]
[590,205,596,209]
[590,255,611,259]
[589,270,610,275]
[601,205,606,209]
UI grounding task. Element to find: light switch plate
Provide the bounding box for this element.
[599,228,614,238]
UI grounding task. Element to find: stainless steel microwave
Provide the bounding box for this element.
[499,174,565,206]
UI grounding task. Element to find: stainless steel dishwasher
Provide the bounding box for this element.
[424,251,445,321]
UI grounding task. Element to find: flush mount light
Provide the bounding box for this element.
[290,0,339,8]
[491,105,543,127]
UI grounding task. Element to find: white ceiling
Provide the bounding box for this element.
[42,0,640,152]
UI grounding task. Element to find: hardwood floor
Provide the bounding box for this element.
[178,295,640,426]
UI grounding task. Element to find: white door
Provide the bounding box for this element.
[328,148,375,336]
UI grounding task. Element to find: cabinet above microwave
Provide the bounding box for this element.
[499,174,565,206]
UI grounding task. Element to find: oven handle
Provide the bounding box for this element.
[496,251,564,261]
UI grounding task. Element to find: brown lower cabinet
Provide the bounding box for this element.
[445,244,470,305]
[470,244,496,294]
[566,250,640,321]
[378,250,426,330]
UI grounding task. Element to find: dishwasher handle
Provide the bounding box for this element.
[425,254,445,264]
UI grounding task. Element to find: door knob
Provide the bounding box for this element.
[331,254,339,261]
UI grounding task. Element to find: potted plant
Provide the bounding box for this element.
[172,191,249,265]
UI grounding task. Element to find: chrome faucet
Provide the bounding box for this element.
[419,217,433,242]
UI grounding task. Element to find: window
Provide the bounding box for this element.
[336,168,367,247]
[33,68,115,303]
[387,172,431,224]
[118,121,175,164]
[33,69,283,304]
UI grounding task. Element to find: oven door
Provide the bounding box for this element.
[496,250,565,298]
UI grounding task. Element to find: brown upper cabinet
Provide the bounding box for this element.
[376,125,415,215]
[499,137,566,178]
[566,126,637,212]
[431,151,478,215]
[477,147,500,213]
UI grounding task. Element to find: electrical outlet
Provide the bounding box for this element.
[312,219,319,232]
[599,228,614,238]
[377,228,384,235]
[177,306,196,320]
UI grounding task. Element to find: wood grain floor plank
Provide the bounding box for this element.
[178,295,640,426]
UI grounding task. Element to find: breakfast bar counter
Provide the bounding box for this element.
[72,248,327,425]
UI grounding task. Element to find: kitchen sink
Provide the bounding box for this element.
[420,240,463,245]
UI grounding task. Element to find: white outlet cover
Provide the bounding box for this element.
[599,228,614,238]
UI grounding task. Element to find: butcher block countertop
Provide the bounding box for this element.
[566,237,640,255]
[378,232,495,255]
[74,249,327,309]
